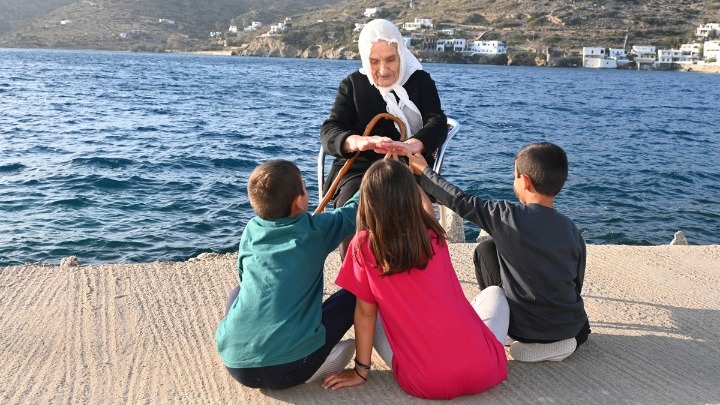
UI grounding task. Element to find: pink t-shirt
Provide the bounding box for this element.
[336,230,507,399]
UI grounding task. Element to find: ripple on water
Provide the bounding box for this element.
[0,163,25,173]
[46,197,94,209]
[71,157,135,169]
[0,50,718,266]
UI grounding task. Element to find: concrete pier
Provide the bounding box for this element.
[1,244,718,404]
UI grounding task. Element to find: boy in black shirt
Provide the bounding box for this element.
[406,142,590,362]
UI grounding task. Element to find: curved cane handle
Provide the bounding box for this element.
[314,113,406,215]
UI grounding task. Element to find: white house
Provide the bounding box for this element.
[415,18,433,28]
[245,21,262,32]
[680,43,702,59]
[436,38,466,52]
[229,25,238,33]
[631,45,657,63]
[403,18,433,31]
[354,23,366,32]
[364,7,382,18]
[60,20,72,25]
[440,28,455,35]
[403,22,422,31]
[582,46,604,65]
[583,47,604,56]
[582,47,617,68]
[436,39,449,51]
[704,40,720,60]
[695,23,720,39]
[657,49,683,63]
[657,45,698,64]
[159,19,175,25]
[268,22,288,35]
[210,31,223,38]
[469,40,506,55]
[452,39,466,52]
[608,48,627,58]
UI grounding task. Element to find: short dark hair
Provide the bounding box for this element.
[247,160,304,219]
[515,142,568,196]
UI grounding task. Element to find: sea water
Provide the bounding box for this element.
[1,49,718,265]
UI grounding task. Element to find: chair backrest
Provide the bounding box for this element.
[317,117,460,203]
[432,117,459,175]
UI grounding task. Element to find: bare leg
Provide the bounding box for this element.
[373,315,394,368]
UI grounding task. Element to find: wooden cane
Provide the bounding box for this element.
[313,112,407,215]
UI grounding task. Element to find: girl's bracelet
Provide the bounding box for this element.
[354,366,368,381]
[354,357,371,371]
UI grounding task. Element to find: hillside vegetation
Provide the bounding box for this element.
[0,0,343,51]
[0,0,75,35]
[1,0,718,58]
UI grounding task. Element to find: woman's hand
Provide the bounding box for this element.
[344,135,394,154]
[403,138,424,155]
[322,368,367,390]
[378,139,424,156]
[379,140,411,157]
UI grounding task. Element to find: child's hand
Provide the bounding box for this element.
[346,135,394,153]
[322,368,367,390]
[377,140,410,155]
[407,152,429,175]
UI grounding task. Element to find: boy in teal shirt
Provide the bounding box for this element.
[215,159,358,388]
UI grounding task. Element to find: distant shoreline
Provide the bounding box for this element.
[5,47,719,72]
[179,49,720,73]
[679,63,720,73]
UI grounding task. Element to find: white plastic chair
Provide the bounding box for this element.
[317,117,460,204]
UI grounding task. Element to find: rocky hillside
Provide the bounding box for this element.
[0,0,343,51]
[1,0,718,55]
[279,0,720,53]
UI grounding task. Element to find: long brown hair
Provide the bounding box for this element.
[356,159,446,275]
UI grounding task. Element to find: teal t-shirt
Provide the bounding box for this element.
[215,193,359,368]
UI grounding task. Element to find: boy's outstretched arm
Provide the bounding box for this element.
[407,152,429,175]
[408,158,500,234]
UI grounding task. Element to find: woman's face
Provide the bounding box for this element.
[369,40,400,87]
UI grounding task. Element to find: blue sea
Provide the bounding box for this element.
[1,49,718,266]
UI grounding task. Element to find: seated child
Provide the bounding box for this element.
[406,142,590,362]
[322,159,508,400]
[215,159,359,389]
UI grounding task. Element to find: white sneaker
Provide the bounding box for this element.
[305,339,355,383]
[509,338,577,362]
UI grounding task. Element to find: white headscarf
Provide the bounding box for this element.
[358,19,424,138]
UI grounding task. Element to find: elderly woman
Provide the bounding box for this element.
[320,19,448,227]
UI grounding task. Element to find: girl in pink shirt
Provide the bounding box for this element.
[322,159,509,399]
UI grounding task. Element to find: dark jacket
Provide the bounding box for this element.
[321,70,447,195]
